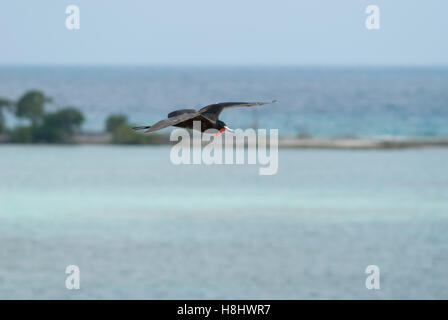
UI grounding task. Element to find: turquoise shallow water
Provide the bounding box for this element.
[0,145,447,299]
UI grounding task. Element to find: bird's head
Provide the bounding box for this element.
[216,120,234,136]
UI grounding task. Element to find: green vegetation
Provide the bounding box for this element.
[0,90,85,143]
[105,114,166,145]
[105,114,128,133]
[15,90,51,126]
[33,107,84,143]
[0,89,167,145]
[9,126,34,143]
[0,98,13,133]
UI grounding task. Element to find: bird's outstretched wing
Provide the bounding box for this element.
[198,100,277,123]
[133,111,200,133]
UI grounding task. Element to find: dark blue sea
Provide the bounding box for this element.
[1,66,447,137]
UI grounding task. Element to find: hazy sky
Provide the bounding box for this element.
[0,0,447,66]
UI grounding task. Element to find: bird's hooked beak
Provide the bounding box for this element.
[216,126,235,136]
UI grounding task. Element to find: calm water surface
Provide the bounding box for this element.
[0,146,447,299]
[1,66,448,137]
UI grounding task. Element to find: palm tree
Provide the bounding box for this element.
[15,90,51,127]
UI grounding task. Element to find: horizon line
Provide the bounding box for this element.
[0,63,448,69]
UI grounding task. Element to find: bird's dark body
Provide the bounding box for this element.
[168,112,218,132]
[173,117,218,131]
[132,100,276,133]
[167,109,216,131]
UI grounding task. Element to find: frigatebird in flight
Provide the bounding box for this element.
[133,100,277,135]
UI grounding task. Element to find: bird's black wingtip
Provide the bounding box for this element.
[257,100,277,105]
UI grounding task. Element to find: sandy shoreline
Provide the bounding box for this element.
[73,133,448,149]
[276,137,448,149]
[2,132,448,149]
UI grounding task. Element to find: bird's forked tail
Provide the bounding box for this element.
[132,125,151,131]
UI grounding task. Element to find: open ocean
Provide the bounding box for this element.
[0,67,448,299]
[1,66,448,137]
